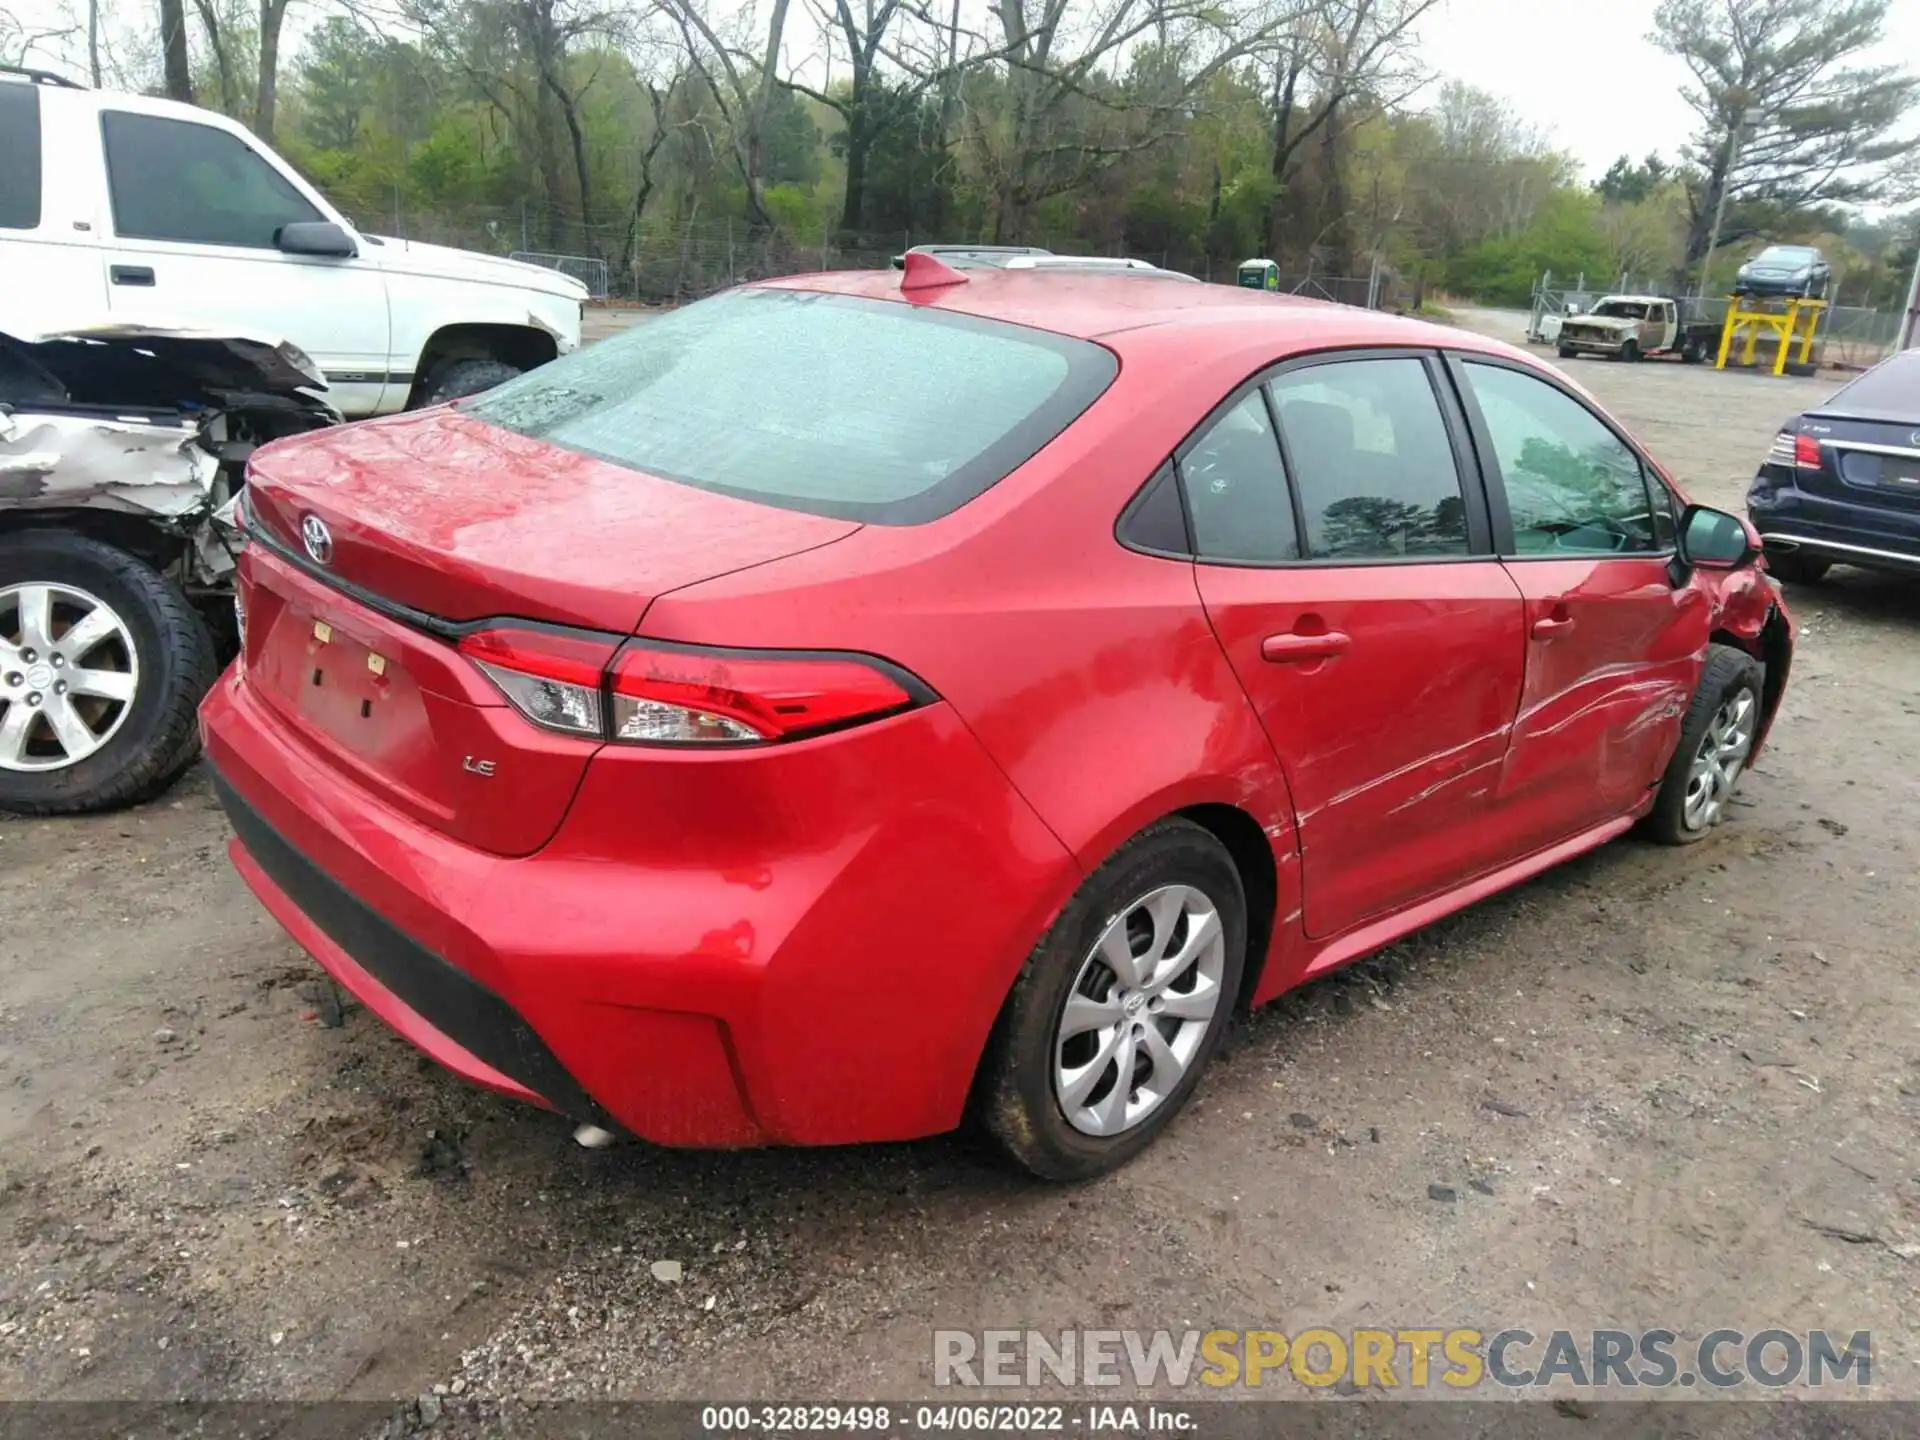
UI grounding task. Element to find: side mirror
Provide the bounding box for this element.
[1679,504,1757,570]
[276,221,358,258]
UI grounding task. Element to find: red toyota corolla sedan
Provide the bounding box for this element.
[200,258,1794,1179]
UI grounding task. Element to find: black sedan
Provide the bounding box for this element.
[1747,349,1920,582]
[1734,245,1831,299]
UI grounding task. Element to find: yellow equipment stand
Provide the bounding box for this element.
[1715,294,1825,376]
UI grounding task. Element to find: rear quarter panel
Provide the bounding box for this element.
[636,345,1306,998]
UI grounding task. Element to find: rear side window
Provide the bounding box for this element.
[1270,358,1469,560]
[1181,390,1297,563]
[0,83,42,230]
[102,111,321,248]
[466,289,1117,524]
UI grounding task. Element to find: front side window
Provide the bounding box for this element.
[1180,390,1297,563]
[0,83,42,230]
[1269,358,1469,560]
[465,288,1116,524]
[102,111,322,248]
[1461,361,1663,556]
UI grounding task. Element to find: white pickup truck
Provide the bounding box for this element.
[0,67,586,416]
[1554,294,1715,364]
[1,67,588,816]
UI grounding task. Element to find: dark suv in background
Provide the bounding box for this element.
[1747,349,1920,582]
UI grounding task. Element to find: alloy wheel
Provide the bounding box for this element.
[1053,884,1226,1137]
[0,583,140,772]
[1682,686,1757,832]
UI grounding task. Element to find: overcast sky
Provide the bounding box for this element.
[10,0,1920,187]
[1422,0,1920,181]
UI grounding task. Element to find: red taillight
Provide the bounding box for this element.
[458,625,618,738]
[1793,433,1822,468]
[609,641,916,744]
[458,624,922,746]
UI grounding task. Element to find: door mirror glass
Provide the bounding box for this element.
[276,221,357,258]
[1680,505,1755,569]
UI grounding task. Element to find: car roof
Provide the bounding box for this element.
[755,268,1523,370]
[1592,295,1668,305]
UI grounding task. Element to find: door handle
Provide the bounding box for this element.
[110,265,156,286]
[1261,630,1351,664]
[1531,615,1576,639]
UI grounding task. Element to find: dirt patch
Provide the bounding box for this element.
[3,309,1917,1407]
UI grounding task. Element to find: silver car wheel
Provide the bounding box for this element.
[0,583,141,772]
[1054,884,1226,1138]
[1682,687,1757,832]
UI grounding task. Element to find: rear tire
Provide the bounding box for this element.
[419,358,522,406]
[1644,644,1765,846]
[976,819,1247,1180]
[0,531,216,816]
[1763,549,1831,585]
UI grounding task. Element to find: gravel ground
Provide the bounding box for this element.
[2,305,1917,1415]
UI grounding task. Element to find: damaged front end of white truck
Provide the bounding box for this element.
[1,321,338,815]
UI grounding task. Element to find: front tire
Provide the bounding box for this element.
[1558,344,1576,360]
[1619,339,1641,363]
[1644,644,1765,846]
[976,819,1247,1180]
[0,532,216,815]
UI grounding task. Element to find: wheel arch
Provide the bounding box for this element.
[1711,610,1792,757]
[404,323,559,408]
[1176,801,1281,1015]
[0,509,190,578]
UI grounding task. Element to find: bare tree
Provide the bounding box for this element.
[779,0,914,232]
[256,0,296,138]
[659,0,796,230]
[953,0,1315,242]
[401,0,622,248]
[1654,0,1917,273]
[1261,0,1437,262]
[159,0,194,101]
[190,0,241,114]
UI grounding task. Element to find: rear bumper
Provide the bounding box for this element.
[1758,531,1920,575]
[1748,472,1920,575]
[202,660,1076,1148]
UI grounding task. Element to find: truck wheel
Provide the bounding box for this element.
[1619,339,1641,363]
[0,532,217,816]
[1557,344,1576,360]
[420,359,522,406]
[1681,336,1706,364]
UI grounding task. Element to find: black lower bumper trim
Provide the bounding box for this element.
[213,768,610,1125]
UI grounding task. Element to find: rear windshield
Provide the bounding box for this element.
[1820,351,1919,423]
[464,288,1117,524]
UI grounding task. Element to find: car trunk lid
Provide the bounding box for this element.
[1795,413,1920,515]
[241,407,862,633]
[236,408,860,855]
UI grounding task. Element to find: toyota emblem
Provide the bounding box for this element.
[301,513,334,566]
[1911,431,1920,449]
